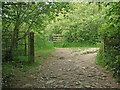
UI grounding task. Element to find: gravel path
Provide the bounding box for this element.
[12,48,119,88]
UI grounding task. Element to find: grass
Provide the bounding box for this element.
[3,41,99,76]
[2,46,54,87]
[54,42,101,48]
[96,48,120,83]
[96,51,106,67]
[35,48,54,65]
[3,47,54,71]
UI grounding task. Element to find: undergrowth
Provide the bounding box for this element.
[54,42,101,48]
[96,46,120,83]
[2,36,54,87]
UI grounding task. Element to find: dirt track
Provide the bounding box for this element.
[11,48,119,88]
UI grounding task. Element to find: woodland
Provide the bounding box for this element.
[2,2,120,88]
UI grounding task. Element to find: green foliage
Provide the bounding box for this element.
[2,48,54,87]
[54,42,100,48]
[35,32,54,51]
[2,2,71,61]
[2,2,70,86]
[45,3,103,46]
[2,2,120,84]
[96,47,106,67]
[97,2,120,82]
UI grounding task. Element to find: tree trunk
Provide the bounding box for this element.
[8,12,21,60]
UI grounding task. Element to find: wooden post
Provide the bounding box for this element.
[103,39,104,53]
[25,35,27,56]
[28,32,34,63]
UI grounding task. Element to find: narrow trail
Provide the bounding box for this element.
[13,48,119,88]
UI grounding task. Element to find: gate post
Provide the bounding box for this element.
[28,32,34,63]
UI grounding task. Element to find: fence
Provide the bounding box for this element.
[2,30,34,63]
[52,34,63,43]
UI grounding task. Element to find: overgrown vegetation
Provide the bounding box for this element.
[45,3,104,47]
[2,2,70,61]
[96,2,120,82]
[2,2,70,87]
[2,2,120,87]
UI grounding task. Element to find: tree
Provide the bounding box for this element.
[2,2,71,61]
[97,2,120,81]
[45,3,103,46]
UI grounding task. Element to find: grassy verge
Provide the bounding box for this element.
[96,48,120,83]
[54,42,101,48]
[2,47,54,87]
[3,48,54,71]
[96,48,106,67]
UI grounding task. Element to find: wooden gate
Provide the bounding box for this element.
[52,34,63,43]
